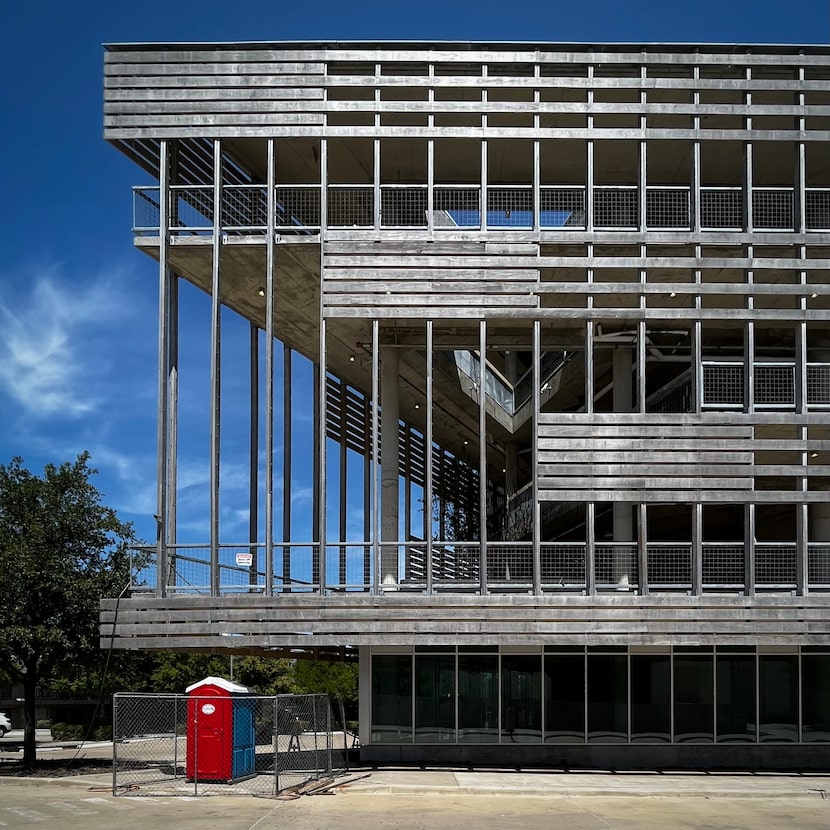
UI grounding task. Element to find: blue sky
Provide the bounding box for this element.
[1,0,828,547]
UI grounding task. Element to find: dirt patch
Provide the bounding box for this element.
[0,758,112,777]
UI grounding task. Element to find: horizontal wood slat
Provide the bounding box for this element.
[323,241,541,318]
[537,417,753,499]
[99,594,830,650]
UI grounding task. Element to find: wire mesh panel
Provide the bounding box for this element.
[646,187,691,229]
[221,185,267,231]
[167,547,212,593]
[805,188,830,231]
[702,362,744,409]
[755,363,795,408]
[433,186,481,228]
[807,364,830,407]
[755,544,797,587]
[700,187,743,230]
[808,543,830,587]
[275,186,321,231]
[702,544,745,588]
[595,544,638,588]
[593,187,638,229]
[541,543,586,587]
[486,187,533,228]
[133,187,161,233]
[325,543,373,591]
[327,186,374,227]
[272,544,320,593]
[487,543,533,583]
[218,545,266,594]
[539,186,585,228]
[752,188,794,230]
[113,693,344,797]
[380,186,428,227]
[171,187,214,232]
[431,542,481,585]
[647,544,692,587]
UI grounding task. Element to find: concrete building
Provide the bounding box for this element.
[102,41,830,768]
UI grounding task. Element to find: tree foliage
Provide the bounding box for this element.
[0,454,135,763]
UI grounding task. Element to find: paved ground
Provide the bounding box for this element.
[1,777,829,830]
[1,732,829,829]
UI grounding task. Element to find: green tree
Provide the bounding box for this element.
[0,454,135,764]
[293,659,359,720]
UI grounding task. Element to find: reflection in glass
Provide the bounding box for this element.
[802,655,830,742]
[716,655,756,742]
[759,655,798,742]
[544,654,585,742]
[415,655,456,742]
[458,654,499,743]
[631,655,671,743]
[501,655,542,743]
[674,655,714,742]
[371,655,412,742]
[587,655,628,742]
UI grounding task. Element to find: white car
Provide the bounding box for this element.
[0,713,11,736]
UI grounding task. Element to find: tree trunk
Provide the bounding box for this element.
[22,670,37,765]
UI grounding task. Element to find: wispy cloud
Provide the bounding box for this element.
[0,266,134,418]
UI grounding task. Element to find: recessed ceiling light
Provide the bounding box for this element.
[257,287,265,297]
[349,355,355,362]
[414,403,420,409]
[811,452,819,458]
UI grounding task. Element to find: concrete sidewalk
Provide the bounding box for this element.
[4,736,829,799]
[8,764,830,800]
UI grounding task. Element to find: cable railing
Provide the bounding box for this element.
[131,541,830,595]
[133,185,830,234]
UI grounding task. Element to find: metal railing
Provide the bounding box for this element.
[113,693,346,797]
[327,185,373,228]
[595,543,639,589]
[593,185,639,229]
[806,188,830,231]
[646,186,691,229]
[702,360,830,411]
[433,185,481,228]
[380,185,427,227]
[753,187,794,231]
[131,541,830,596]
[702,543,745,589]
[647,543,692,587]
[755,543,798,588]
[808,543,830,587]
[700,187,743,230]
[133,184,830,235]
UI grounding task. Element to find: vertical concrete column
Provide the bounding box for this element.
[381,346,400,585]
[613,346,634,586]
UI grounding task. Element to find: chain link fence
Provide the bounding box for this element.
[113,692,352,797]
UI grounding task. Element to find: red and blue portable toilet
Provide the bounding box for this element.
[185,676,256,783]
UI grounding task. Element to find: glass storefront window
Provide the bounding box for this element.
[501,655,542,743]
[759,655,798,742]
[458,654,499,743]
[371,654,412,743]
[674,655,714,743]
[544,654,585,743]
[587,655,628,742]
[415,655,456,742]
[631,654,671,743]
[802,655,830,742]
[716,655,756,742]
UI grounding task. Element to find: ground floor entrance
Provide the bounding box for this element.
[358,644,830,769]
